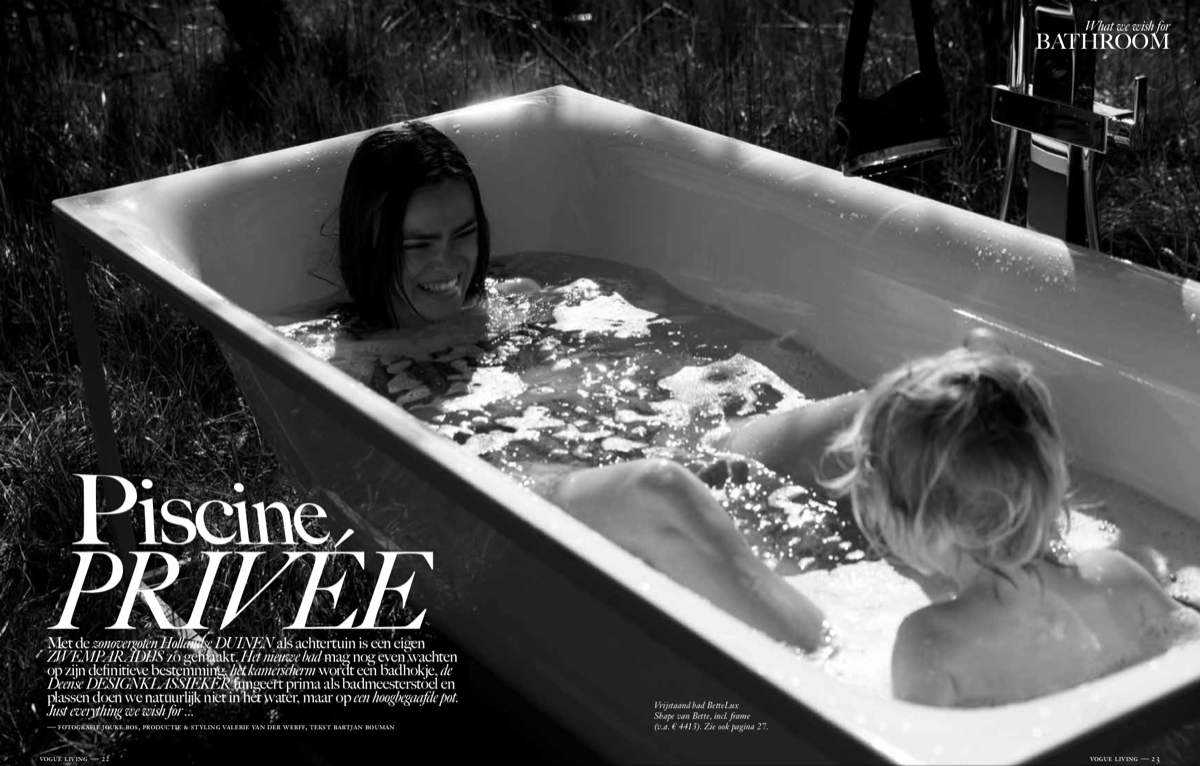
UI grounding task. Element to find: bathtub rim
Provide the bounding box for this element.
[50,83,1200,765]
[50,199,894,765]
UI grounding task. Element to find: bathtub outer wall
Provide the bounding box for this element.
[53,87,1200,765]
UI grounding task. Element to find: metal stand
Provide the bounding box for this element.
[991,0,1147,249]
[57,222,136,585]
[835,0,957,178]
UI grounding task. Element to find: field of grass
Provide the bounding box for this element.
[2,0,1198,762]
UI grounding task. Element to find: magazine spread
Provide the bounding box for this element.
[6,2,1199,765]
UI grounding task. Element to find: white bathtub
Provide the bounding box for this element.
[55,86,1200,764]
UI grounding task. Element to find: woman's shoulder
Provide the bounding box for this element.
[892,606,965,705]
[1069,548,1165,590]
[894,580,1023,659]
[1053,550,1177,633]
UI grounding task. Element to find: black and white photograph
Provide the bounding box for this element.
[4,1,1200,764]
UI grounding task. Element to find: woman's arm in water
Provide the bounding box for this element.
[551,458,828,651]
[718,389,866,486]
[722,329,1004,485]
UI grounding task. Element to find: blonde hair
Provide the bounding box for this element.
[822,348,1069,579]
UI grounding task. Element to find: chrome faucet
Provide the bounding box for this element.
[990,0,1148,249]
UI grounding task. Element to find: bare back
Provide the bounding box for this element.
[893,549,1177,707]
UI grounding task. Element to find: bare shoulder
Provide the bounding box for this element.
[1072,548,1163,588]
[892,607,961,706]
[1071,548,1176,616]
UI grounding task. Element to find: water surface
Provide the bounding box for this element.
[276,251,1200,699]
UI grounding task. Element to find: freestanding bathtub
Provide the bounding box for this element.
[55,86,1200,764]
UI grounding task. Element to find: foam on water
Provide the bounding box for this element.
[1064,470,1200,607]
[277,252,868,575]
[787,560,949,698]
[789,467,1200,699]
[1142,603,1200,656]
[275,251,1200,700]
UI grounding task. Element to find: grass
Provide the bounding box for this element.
[2,0,1198,763]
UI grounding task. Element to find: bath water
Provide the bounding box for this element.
[278,251,868,573]
[276,251,1200,700]
[796,468,1200,698]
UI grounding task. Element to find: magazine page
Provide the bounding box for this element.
[5,2,1198,765]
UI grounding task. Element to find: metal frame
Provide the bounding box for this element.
[992,0,1147,249]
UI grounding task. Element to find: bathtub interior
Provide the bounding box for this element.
[222,349,869,765]
[52,86,1200,764]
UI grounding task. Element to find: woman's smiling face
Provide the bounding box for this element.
[392,179,480,324]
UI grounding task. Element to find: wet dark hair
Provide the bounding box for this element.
[338,121,490,327]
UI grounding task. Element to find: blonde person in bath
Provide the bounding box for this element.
[336,121,830,651]
[735,339,1179,707]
